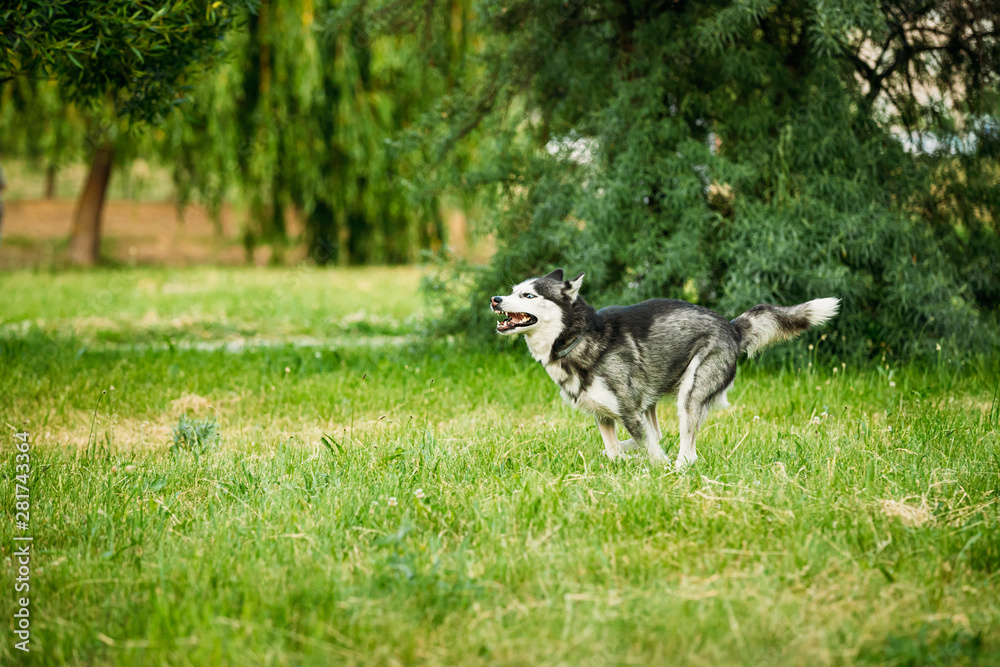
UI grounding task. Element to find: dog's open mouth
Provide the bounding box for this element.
[496,311,537,332]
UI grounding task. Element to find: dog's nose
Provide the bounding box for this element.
[491,296,502,307]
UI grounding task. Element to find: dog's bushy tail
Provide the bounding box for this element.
[730,298,840,357]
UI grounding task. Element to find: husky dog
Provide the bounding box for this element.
[491,269,839,471]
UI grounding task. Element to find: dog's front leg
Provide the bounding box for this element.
[645,405,662,441]
[621,413,670,465]
[596,416,622,459]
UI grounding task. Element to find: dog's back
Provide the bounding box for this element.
[594,299,740,399]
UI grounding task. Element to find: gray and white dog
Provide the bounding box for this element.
[491,269,839,471]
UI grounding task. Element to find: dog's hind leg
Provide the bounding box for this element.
[675,352,705,470]
[675,350,736,471]
[620,411,653,452]
[622,413,669,465]
[714,380,735,409]
[676,402,708,472]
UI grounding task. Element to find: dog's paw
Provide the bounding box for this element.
[674,454,697,472]
[604,448,642,461]
[618,438,642,452]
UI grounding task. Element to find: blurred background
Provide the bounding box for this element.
[1,0,998,358]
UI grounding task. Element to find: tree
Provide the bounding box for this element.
[0,80,80,199]
[162,0,470,265]
[0,0,244,264]
[390,0,999,357]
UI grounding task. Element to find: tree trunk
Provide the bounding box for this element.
[308,200,342,265]
[44,164,57,199]
[68,144,114,266]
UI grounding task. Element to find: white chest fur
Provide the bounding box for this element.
[573,377,620,417]
[544,362,579,391]
[555,374,619,418]
[524,319,564,365]
[527,328,619,417]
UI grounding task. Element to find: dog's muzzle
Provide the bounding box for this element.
[491,296,538,333]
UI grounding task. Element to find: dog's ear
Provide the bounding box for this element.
[565,272,585,300]
[542,268,564,282]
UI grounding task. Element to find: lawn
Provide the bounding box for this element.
[2,267,998,665]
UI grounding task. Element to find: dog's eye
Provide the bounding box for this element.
[523,293,535,299]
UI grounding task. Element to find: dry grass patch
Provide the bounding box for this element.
[880,496,933,527]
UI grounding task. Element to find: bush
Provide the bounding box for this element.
[413,0,1000,359]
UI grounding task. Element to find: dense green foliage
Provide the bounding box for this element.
[0,77,159,186]
[161,0,471,263]
[2,267,999,664]
[0,79,79,170]
[402,0,1000,358]
[0,0,243,121]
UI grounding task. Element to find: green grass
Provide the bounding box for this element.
[2,267,999,665]
[2,266,422,343]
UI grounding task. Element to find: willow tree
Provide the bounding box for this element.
[0,79,82,198]
[0,0,241,264]
[164,0,470,264]
[385,0,1000,357]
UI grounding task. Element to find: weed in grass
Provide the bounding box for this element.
[170,414,220,457]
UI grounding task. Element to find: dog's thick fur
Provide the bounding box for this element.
[492,269,839,471]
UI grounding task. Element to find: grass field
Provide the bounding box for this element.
[2,267,999,665]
